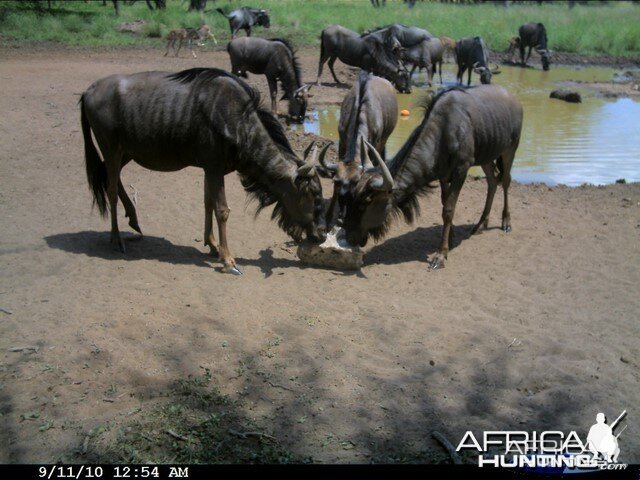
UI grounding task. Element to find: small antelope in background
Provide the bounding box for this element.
[164,24,217,58]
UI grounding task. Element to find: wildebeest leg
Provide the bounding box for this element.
[189,39,197,59]
[439,179,454,248]
[430,169,468,270]
[525,46,533,64]
[471,162,499,235]
[117,178,142,237]
[175,37,183,57]
[245,26,251,37]
[500,149,515,233]
[206,171,241,274]
[519,44,526,65]
[203,174,219,257]
[438,60,443,84]
[164,38,172,57]
[105,152,125,252]
[467,67,472,86]
[267,76,278,115]
[328,57,342,84]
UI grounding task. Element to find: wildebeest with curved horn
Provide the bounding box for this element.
[341,85,523,270]
[316,25,411,94]
[319,72,398,227]
[227,37,310,123]
[216,6,270,39]
[79,68,327,275]
[518,22,550,71]
[455,36,501,85]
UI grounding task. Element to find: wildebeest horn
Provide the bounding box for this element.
[491,64,501,74]
[298,146,317,177]
[303,141,315,160]
[318,142,336,172]
[295,84,312,97]
[362,139,394,191]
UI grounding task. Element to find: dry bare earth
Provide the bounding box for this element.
[1,46,639,463]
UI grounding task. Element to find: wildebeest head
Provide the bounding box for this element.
[286,84,311,124]
[257,10,270,28]
[280,142,330,243]
[343,139,395,247]
[394,66,412,94]
[473,62,501,85]
[538,48,551,71]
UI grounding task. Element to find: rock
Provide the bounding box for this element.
[297,226,363,270]
[550,89,582,103]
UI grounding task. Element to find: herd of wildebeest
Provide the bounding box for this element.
[80,6,553,274]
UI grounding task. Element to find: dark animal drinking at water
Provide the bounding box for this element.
[401,37,444,85]
[227,37,311,123]
[341,85,523,270]
[216,6,270,39]
[316,24,411,93]
[319,72,399,227]
[80,68,326,275]
[455,36,501,85]
[517,22,550,71]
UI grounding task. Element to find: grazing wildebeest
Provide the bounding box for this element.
[227,37,310,123]
[341,85,523,270]
[518,22,550,71]
[455,36,501,85]
[401,37,444,84]
[316,25,411,93]
[80,68,327,275]
[216,7,270,39]
[319,72,398,227]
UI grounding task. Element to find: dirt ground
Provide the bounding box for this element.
[1,45,639,464]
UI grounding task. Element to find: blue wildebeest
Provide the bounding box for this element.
[80,68,327,275]
[319,72,398,227]
[216,7,270,39]
[364,24,433,51]
[316,25,411,93]
[341,85,523,270]
[455,36,501,85]
[518,22,550,71]
[401,37,444,84]
[227,37,310,123]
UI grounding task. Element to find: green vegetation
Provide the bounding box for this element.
[1,1,639,56]
[84,371,301,463]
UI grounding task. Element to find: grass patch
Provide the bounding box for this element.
[1,1,639,55]
[83,370,302,464]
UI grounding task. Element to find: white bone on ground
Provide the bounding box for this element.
[296,226,364,270]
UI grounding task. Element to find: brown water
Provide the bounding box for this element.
[293,64,640,186]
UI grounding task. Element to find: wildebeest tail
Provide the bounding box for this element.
[80,94,108,217]
[215,8,228,18]
[319,29,325,61]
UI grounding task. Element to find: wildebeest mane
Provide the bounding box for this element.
[384,87,470,227]
[170,68,298,223]
[345,71,370,163]
[269,38,303,88]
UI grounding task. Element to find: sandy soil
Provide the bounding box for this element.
[1,46,639,464]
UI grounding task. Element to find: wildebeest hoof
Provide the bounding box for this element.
[208,245,220,257]
[503,225,512,233]
[111,236,126,253]
[128,220,142,235]
[428,256,445,270]
[222,264,243,275]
